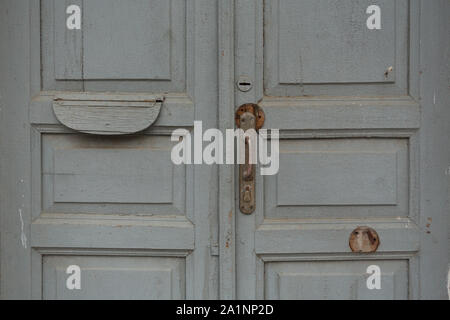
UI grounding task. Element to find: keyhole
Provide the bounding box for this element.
[237,76,253,92]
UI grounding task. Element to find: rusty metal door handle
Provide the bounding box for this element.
[236,104,265,214]
[243,136,253,181]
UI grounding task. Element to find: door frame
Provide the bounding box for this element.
[218,0,237,300]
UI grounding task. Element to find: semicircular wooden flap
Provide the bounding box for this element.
[53,92,164,135]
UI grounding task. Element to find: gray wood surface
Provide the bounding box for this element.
[1,0,219,300]
[264,0,409,96]
[53,93,163,134]
[417,0,450,299]
[1,0,449,300]
[233,0,449,300]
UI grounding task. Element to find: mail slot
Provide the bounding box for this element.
[53,92,163,135]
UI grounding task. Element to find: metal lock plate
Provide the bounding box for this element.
[236,104,264,215]
[236,75,253,92]
[349,226,380,253]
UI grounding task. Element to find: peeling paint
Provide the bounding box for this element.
[18,208,27,249]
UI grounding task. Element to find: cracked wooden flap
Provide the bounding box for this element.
[53,92,164,135]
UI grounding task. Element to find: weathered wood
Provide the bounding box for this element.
[255,219,420,254]
[2,0,449,301]
[31,214,194,250]
[2,0,218,300]
[265,260,408,299]
[0,0,33,299]
[218,0,236,300]
[52,93,163,135]
[234,0,431,301]
[43,256,186,299]
[260,97,420,130]
[264,0,409,97]
[417,0,450,299]
[41,0,187,92]
[31,93,194,127]
[54,0,83,80]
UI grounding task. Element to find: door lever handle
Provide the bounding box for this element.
[243,136,253,181]
[236,103,265,214]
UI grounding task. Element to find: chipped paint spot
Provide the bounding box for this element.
[384,66,393,78]
[448,266,450,300]
[18,208,27,249]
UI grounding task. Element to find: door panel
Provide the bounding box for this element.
[235,0,421,299]
[264,0,409,96]
[43,256,186,299]
[0,0,218,299]
[266,138,409,218]
[40,134,185,214]
[42,0,186,91]
[265,260,408,300]
[31,0,200,299]
[274,0,398,84]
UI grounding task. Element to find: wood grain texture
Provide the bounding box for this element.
[43,256,186,299]
[264,0,409,96]
[235,0,424,300]
[2,0,216,300]
[255,218,420,255]
[417,0,450,299]
[2,0,449,301]
[41,0,187,92]
[0,0,32,298]
[265,260,408,299]
[31,214,194,250]
[53,93,163,134]
[218,0,236,299]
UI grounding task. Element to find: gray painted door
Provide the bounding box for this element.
[232,0,449,299]
[1,0,449,300]
[1,0,219,299]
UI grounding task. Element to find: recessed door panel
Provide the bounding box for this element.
[40,134,185,216]
[264,0,409,96]
[42,0,187,92]
[43,256,186,299]
[265,260,408,300]
[265,138,409,219]
[234,0,421,300]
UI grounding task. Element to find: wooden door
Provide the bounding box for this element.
[0,0,219,299]
[1,0,449,300]
[229,0,449,299]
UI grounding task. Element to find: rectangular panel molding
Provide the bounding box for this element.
[53,149,173,203]
[41,0,188,92]
[31,214,195,250]
[265,260,408,299]
[38,133,186,216]
[55,0,171,80]
[265,138,409,219]
[278,0,396,84]
[264,0,410,96]
[43,255,186,299]
[277,152,398,206]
